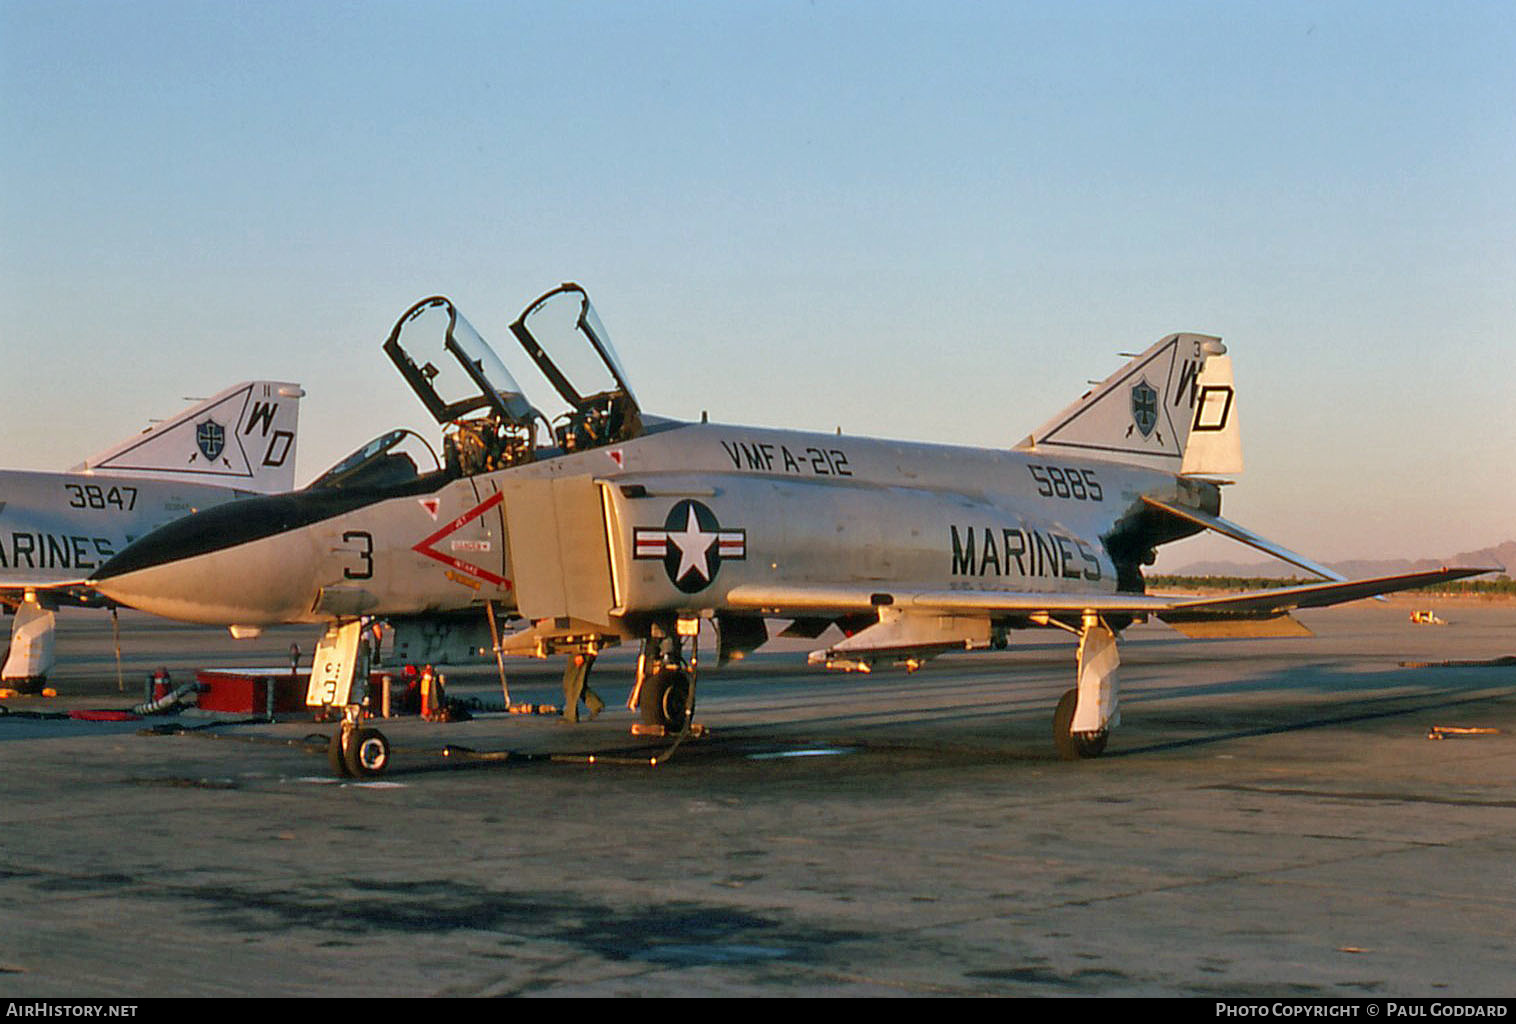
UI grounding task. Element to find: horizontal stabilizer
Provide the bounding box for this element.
[1160,568,1498,617]
[1141,496,1344,581]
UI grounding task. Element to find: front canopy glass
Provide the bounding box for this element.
[383,297,537,427]
[306,428,440,491]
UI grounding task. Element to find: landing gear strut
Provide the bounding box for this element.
[631,617,702,740]
[2,592,55,693]
[311,618,391,778]
[1047,612,1121,760]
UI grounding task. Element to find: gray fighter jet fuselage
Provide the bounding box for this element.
[90,287,1493,767]
[92,417,1208,627]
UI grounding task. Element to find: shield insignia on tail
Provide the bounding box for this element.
[1130,379,1158,438]
[196,419,226,461]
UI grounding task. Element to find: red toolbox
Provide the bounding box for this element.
[194,670,308,714]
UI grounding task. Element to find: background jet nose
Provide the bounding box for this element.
[95,493,304,583]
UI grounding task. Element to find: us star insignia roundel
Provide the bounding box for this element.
[196,419,226,461]
[633,499,747,593]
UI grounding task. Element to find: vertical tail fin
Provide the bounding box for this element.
[1178,353,1242,476]
[71,381,305,493]
[1015,333,1240,475]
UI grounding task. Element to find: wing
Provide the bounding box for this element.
[725,566,1495,665]
[725,583,1175,617]
[727,568,1490,619]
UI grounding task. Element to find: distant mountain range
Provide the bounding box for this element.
[1166,540,1515,580]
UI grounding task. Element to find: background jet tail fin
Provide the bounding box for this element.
[72,381,305,493]
[1015,333,1239,474]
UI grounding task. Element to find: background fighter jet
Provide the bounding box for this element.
[91,287,1490,772]
[1,381,303,687]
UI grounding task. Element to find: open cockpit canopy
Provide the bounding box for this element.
[384,296,538,428]
[509,283,642,452]
[382,286,643,476]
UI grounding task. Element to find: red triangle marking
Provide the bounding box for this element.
[412,490,511,589]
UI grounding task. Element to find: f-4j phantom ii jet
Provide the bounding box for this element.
[2,381,303,688]
[91,285,1491,774]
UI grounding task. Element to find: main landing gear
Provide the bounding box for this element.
[640,664,692,732]
[1,592,55,693]
[631,618,702,740]
[1049,613,1121,761]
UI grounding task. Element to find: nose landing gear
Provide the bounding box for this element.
[329,721,393,778]
[310,618,394,778]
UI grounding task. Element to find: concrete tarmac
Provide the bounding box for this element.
[1,602,1513,997]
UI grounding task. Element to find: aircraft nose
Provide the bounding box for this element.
[93,496,314,626]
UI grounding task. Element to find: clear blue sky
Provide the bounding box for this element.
[2,0,1512,566]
